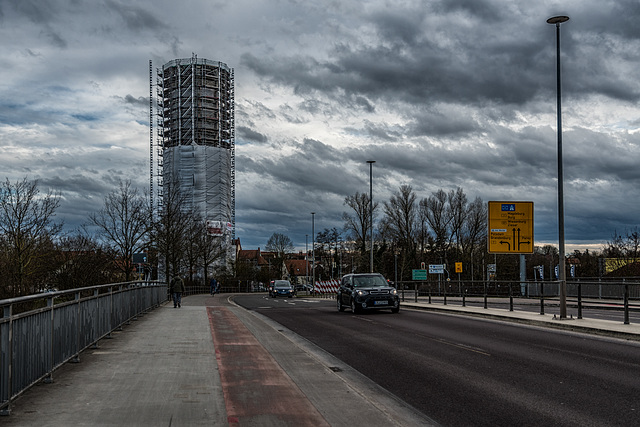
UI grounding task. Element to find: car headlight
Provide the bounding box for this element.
[357,290,368,296]
[390,288,397,295]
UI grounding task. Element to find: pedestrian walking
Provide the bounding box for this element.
[170,275,185,308]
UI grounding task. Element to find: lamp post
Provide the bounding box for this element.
[304,234,309,285]
[367,160,375,273]
[311,212,315,292]
[547,15,569,319]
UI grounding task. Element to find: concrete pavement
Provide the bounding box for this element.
[3,293,638,426]
[3,294,435,426]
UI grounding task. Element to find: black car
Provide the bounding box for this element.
[337,273,400,313]
[270,280,295,298]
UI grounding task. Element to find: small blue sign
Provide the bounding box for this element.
[501,204,516,211]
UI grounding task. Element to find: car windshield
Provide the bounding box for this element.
[353,275,388,288]
[275,282,291,289]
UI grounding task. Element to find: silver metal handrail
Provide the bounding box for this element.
[0,281,167,415]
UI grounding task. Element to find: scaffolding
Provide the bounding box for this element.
[153,54,236,243]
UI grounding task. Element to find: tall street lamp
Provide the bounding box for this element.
[367,160,376,273]
[305,234,309,285]
[311,212,315,291]
[547,15,569,319]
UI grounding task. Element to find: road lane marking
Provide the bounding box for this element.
[434,338,491,356]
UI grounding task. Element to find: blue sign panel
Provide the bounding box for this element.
[501,204,516,211]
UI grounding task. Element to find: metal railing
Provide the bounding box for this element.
[396,278,639,324]
[0,281,167,415]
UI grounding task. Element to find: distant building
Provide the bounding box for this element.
[152,54,235,270]
[285,259,312,285]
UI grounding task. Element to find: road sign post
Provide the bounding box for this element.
[488,201,534,254]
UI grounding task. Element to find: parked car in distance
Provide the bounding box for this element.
[337,273,400,313]
[270,280,295,298]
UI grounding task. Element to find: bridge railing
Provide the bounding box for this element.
[0,281,167,416]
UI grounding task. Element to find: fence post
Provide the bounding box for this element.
[577,281,582,319]
[540,281,545,315]
[509,283,514,311]
[462,282,466,307]
[1,304,13,416]
[483,280,487,309]
[624,283,630,325]
[443,280,447,305]
[45,296,54,383]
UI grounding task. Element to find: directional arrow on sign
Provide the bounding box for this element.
[499,241,511,250]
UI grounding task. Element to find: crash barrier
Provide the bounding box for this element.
[397,278,639,325]
[314,280,340,294]
[0,281,167,415]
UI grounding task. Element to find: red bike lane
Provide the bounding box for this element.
[207,306,329,426]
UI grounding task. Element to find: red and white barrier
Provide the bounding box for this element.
[313,279,339,294]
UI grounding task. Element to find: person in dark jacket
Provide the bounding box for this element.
[170,276,185,308]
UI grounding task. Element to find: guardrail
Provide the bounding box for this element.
[396,279,639,324]
[0,281,167,415]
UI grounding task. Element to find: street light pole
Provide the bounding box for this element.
[547,15,569,319]
[367,160,376,273]
[311,212,315,292]
[305,234,309,285]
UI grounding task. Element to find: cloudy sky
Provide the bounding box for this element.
[1,0,639,254]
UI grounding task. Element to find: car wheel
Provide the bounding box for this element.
[350,298,359,314]
[391,305,400,314]
[337,295,345,312]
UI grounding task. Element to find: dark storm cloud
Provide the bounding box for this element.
[123,94,148,106]
[242,0,640,116]
[3,0,60,24]
[360,121,402,142]
[407,108,482,137]
[238,137,365,199]
[237,126,267,143]
[104,0,164,32]
[241,8,550,111]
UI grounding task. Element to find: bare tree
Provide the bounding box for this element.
[381,185,418,276]
[420,189,453,260]
[54,230,118,289]
[183,212,227,284]
[460,197,487,255]
[342,192,378,254]
[265,233,294,258]
[199,230,227,286]
[0,177,62,297]
[316,227,340,279]
[448,187,468,250]
[382,185,417,253]
[89,179,149,282]
[460,197,487,279]
[184,214,202,283]
[154,180,191,282]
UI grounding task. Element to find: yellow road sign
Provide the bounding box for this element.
[488,201,534,254]
[455,262,462,273]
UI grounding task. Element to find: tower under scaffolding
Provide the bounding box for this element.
[151,54,235,268]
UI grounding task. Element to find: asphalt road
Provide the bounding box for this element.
[235,294,640,427]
